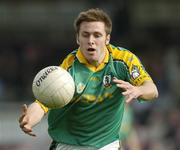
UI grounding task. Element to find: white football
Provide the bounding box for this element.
[32,66,75,108]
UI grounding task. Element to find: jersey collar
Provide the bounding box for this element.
[76,47,109,72]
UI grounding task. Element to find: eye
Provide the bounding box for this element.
[94,33,102,38]
[82,32,89,38]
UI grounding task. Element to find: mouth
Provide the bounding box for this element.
[87,48,96,52]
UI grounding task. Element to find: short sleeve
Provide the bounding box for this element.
[127,53,152,86]
[35,100,49,113]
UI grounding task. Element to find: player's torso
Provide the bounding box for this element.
[48,52,128,148]
[48,45,151,148]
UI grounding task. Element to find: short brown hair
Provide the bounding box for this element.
[74,8,112,35]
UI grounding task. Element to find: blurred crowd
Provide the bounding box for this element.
[0,1,180,150]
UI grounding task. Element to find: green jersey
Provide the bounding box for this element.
[47,44,152,149]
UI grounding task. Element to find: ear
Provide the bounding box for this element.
[105,34,110,45]
[76,34,80,45]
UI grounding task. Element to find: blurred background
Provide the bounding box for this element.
[0,0,180,150]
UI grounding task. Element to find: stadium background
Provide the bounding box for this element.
[0,0,180,150]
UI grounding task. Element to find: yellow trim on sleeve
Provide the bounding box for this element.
[35,100,49,113]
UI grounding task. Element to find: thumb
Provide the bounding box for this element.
[22,104,28,114]
[19,104,27,123]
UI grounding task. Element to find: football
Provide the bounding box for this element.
[32,66,75,108]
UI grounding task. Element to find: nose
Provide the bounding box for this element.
[88,35,95,45]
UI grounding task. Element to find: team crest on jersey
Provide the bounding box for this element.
[77,82,85,93]
[131,65,140,79]
[103,74,112,87]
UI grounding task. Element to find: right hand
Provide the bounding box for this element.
[19,104,36,137]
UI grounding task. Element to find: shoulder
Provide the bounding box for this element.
[107,44,135,63]
[60,49,77,70]
[65,49,77,61]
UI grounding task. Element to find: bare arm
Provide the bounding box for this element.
[19,102,45,136]
[134,80,158,100]
[113,79,158,103]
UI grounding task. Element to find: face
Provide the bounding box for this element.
[77,21,110,65]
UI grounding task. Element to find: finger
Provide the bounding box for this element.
[27,132,36,137]
[113,79,133,90]
[113,79,128,84]
[23,126,32,133]
[125,94,137,103]
[19,104,28,123]
[122,90,131,96]
[23,126,36,137]
[116,83,130,90]
[22,104,28,114]
[20,120,28,129]
[23,127,35,137]
[19,113,26,123]
[125,96,135,103]
[23,124,36,136]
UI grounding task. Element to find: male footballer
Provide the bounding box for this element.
[19,8,158,150]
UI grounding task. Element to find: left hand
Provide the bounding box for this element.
[113,78,141,103]
[19,104,36,137]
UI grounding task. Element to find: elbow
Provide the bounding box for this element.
[150,82,159,100]
[154,88,159,99]
[140,81,159,100]
[151,86,159,100]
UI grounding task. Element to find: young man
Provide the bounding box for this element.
[19,8,158,150]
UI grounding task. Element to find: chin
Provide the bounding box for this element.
[87,58,97,64]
